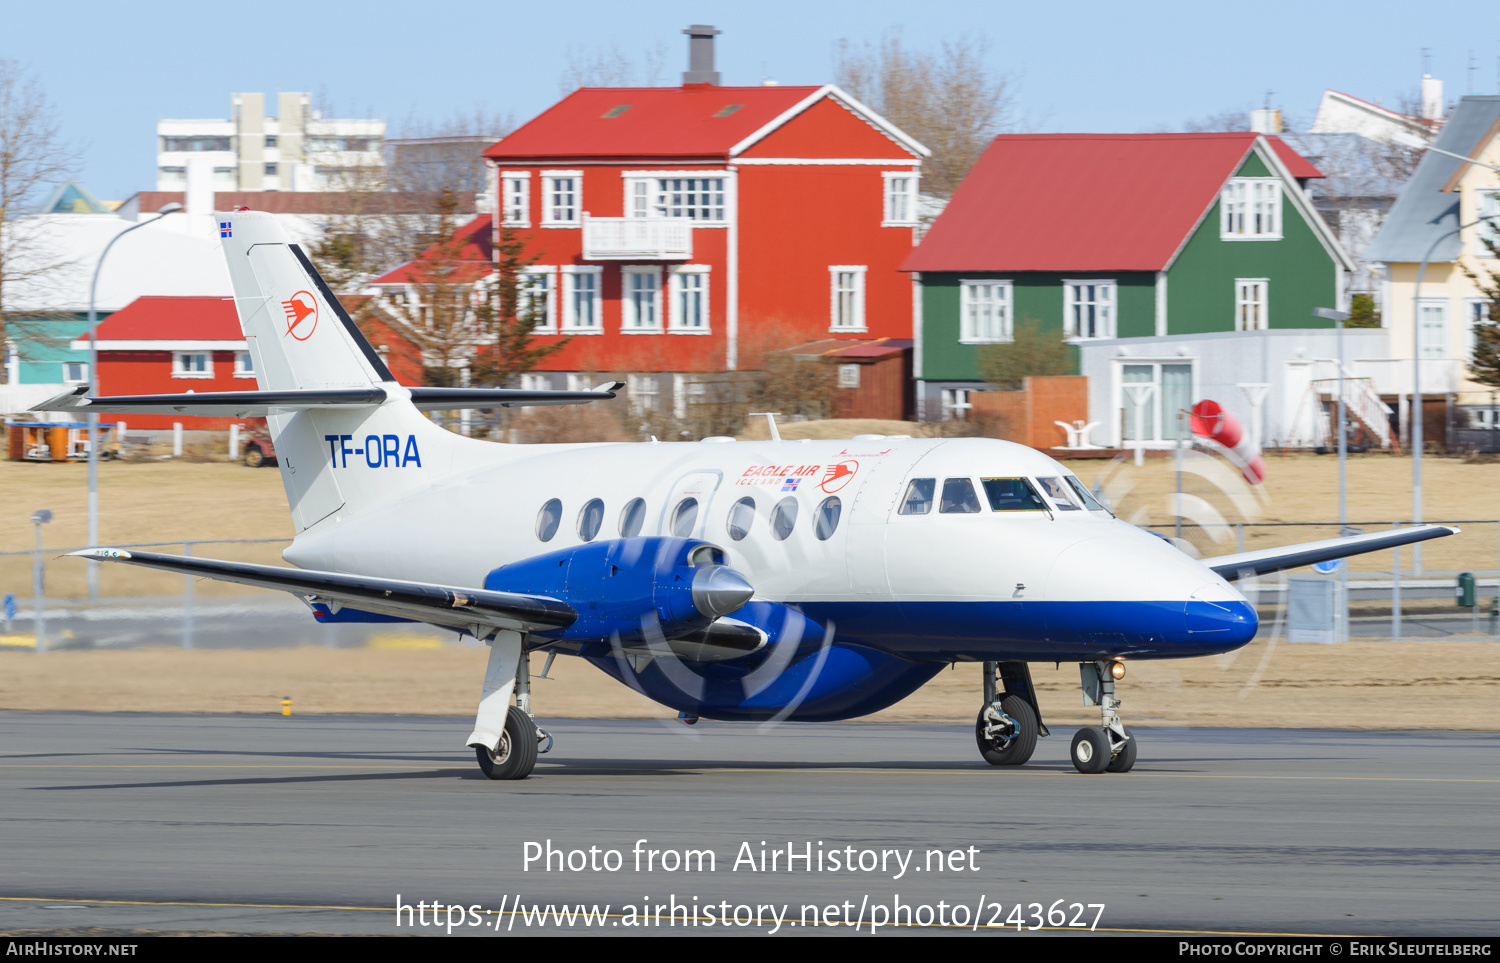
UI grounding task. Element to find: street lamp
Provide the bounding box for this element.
[85,202,183,599]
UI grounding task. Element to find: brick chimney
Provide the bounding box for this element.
[682,25,721,85]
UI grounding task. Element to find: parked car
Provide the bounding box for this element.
[240,418,277,467]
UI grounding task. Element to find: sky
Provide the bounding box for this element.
[5,0,1498,201]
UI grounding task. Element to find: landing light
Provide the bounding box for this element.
[1108,661,1126,681]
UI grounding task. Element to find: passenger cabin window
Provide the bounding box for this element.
[619,497,646,536]
[899,478,935,515]
[1035,477,1082,511]
[728,497,755,540]
[536,498,562,541]
[578,498,604,540]
[939,478,982,514]
[981,478,1048,512]
[815,496,842,540]
[671,498,699,537]
[771,497,798,540]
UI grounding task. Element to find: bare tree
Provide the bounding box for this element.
[559,40,668,94]
[833,34,1020,198]
[0,60,77,384]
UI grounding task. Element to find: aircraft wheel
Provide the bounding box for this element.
[1070,727,1111,774]
[1106,726,1137,773]
[475,706,538,780]
[975,694,1038,766]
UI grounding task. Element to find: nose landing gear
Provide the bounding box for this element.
[975,661,1048,767]
[1071,660,1135,774]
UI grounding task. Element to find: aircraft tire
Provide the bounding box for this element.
[975,694,1037,766]
[1070,727,1111,774]
[1106,726,1137,773]
[475,706,538,780]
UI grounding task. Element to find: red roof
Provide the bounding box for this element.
[371,215,493,285]
[1265,135,1324,179]
[902,133,1315,273]
[486,85,852,161]
[94,296,242,340]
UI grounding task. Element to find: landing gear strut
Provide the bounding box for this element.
[1071,660,1135,774]
[466,631,552,780]
[975,661,1048,766]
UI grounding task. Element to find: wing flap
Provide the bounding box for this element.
[1203,524,1459,580]
[70,549,576,633]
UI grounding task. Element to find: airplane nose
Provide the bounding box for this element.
[1182,597,1258,647]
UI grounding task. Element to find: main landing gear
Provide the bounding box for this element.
[1070,660,1135,774]
[975,661,1047,766]
[466,631,554,781]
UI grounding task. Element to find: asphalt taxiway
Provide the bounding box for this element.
[0,712,1496,936]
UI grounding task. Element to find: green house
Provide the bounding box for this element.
[902,133,1356,445]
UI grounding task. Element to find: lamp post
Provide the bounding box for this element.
[85,203,183,599]
[1314,307,1351,641]
[31,509,51,653]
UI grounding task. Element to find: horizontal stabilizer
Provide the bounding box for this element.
[1203,524,1459,580]
[69,548,577,633]
[31,383,623,417]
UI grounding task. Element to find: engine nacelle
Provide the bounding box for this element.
[484,537,752,643]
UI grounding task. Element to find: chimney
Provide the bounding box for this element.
[682,25,721,85]
[1249,108,1283,134]
[1421,74,1445,121]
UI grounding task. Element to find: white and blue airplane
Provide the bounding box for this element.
[38,211,1458,779]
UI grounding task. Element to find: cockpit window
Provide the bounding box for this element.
[1035,477,1082,511]
[1064,475,1109,512]
[981,477,1048,512]
[898,478,935,515]
[939,477,982,514]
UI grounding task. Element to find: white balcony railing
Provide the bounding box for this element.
[581,214,691,260]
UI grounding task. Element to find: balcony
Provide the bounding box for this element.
[581,214,691,260]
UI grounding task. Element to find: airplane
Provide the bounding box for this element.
[36,211,1459,779]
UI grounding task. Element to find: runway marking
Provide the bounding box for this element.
[0,897,1367,937]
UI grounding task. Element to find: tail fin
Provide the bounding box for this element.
[218,211,393,391]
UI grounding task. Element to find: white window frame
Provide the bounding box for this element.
[519,265,557,333]
[541,170,582,227]
[959,279,1013,343]
[627,373,659,415]
[519,373,551,391]
[1418,297,1449,360]
[566,373,594,392]
[622,266,664,334]
[668,265,711,334]
[62,361,89,384]
[940,388,972,421]
[1116,359,1199,446]
[1466,298,1492,363]
[1477,189,1500,254]
[560,265,603,333]
[829,265,868,333]
[172,351,213,379]
[1235,279,1270,331]
[1220,177,1282,240]
[838,364,861,388]
[620,171,731,226]
[672,373,710,420]
[232,351,255,379]
[1063,279,1116,340]
[882,171,919,227]
[501,171,531,227]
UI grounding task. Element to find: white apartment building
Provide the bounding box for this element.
[157,92,385,192]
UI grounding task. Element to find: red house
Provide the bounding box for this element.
[374,31,927,418]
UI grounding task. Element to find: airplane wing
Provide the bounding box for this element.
[30,382,624,418]
[69,548,577,634]
[1202,524,1459,580]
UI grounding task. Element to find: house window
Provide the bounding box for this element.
[669,266,710,333]
[627,374,658,414]
[566,373,594,392]
[960,280,1012,343]
[1120,362,1194,443]
[172,352,213,378]
[883,172,918,226]
[561,267,602,332]
[233,352,255,378]
[623,267,663,332]
[1478,190,1500,254]
[1418,299,1448,359]
[829,266,867,332]
[1467,299,1492,362]
[1221,178,1281,239]
[264,163,278,177]
[519,373,551,391]
[62,362,88,384]
[838,364,860,388]
[519,266,556,333]
[940,388,972,421]
[622,176,727,222]
[1235,279,1269,331]
[502,172,531,227]
[1064,280,1116,339]
[672,373,709,420]
[542,171,582,226]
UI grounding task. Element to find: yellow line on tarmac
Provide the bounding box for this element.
[0,897,1365,937]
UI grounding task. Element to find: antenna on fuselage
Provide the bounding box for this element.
[749,412,782,442]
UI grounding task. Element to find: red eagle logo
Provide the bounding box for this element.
[820,460,859,493]
[281,291,319,340]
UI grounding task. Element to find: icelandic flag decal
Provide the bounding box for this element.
[781,477,800,491]
[219,221,232,238]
